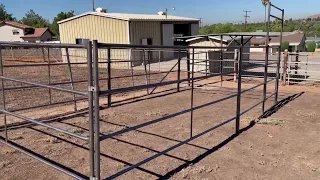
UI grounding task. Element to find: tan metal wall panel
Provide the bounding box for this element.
[130,21,161,45]
[130,21,161,66]
[59,15,130,68]
[59,15,128,44]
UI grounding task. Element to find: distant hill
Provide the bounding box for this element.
[306,14,320,20]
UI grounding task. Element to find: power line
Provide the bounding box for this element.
[243,10,251,30]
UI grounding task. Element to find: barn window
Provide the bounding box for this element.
[142,38,152,45]
[75,38,89,45]
[12,29,19,35]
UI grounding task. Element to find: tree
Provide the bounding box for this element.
[200,18,320,37]
[51,10,75,39]
[281,41,289,52]
[0,3,16,21]
[306,41,316,52]
[21,9,50,28]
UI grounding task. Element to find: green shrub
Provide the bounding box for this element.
[307,41,316,52]
[281,41,289,52]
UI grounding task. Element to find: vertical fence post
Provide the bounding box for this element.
[86,41,95,179]
[0,45,8,142]
[107,47,112,107]
[130,50,135,91]
[262,45,269,114]
[262,2,271,114]
[282,50,288,85]
[177,48,181,92]
[190,48,195,138]
[274,47,281,104]
[92,40,100,180]
[42,47,52,104]
[187,49,191,86]
[205,51,208,76]
[220,50,223,86]
[288,54,291,84]
[235,38,243,134]
[10,47,14,60]
[143,49,149,94]
[295,50,299,75]
[148,50,151,88]
[305,55,308,84]
[220,34,223,86]
[158,50,161,72]
[234,49,238,82]
[66,48,77,111]
[47,48,52,104]
[275,7,284,103]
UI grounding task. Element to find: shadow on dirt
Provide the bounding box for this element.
[0,91,305,180]
[159,91,304,179]
[258,91,304,119]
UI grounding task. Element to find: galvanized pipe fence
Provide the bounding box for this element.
[0,4,285,178]
[0,40,281,179]
[0,39,281,179]
[281,52,320,85]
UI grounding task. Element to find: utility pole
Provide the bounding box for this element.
[92,0,95,11]
[165,7,175,19]
[243,10,251,30]
[199,18,203,28]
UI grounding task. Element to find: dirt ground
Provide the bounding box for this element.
[0,61,319,180]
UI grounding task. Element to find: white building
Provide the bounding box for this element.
[0,21,53,42]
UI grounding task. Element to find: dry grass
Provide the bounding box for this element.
[257,118,283,125]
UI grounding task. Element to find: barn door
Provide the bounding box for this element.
[162,24,174,60]
[191,23,199,36]
[162,24,174,46]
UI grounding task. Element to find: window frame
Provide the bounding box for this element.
[12,29,20,35]
[75,38,90,45]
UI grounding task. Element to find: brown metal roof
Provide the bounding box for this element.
[21,28,51,38]
[251,32,305,45]
[270,32,305,44]
[0,21,32,29]
[251,37,268,45]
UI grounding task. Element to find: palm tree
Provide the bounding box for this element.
[262,0,270,31]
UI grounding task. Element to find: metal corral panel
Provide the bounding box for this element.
[129,21,162,66]
[59,14,130,68]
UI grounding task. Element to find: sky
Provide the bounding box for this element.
[2,0,320,24]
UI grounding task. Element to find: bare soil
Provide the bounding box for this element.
[0,61,319,180]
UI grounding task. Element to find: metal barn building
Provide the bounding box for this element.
[58,12,199,68]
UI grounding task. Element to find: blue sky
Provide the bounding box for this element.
[2,0,319,24]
